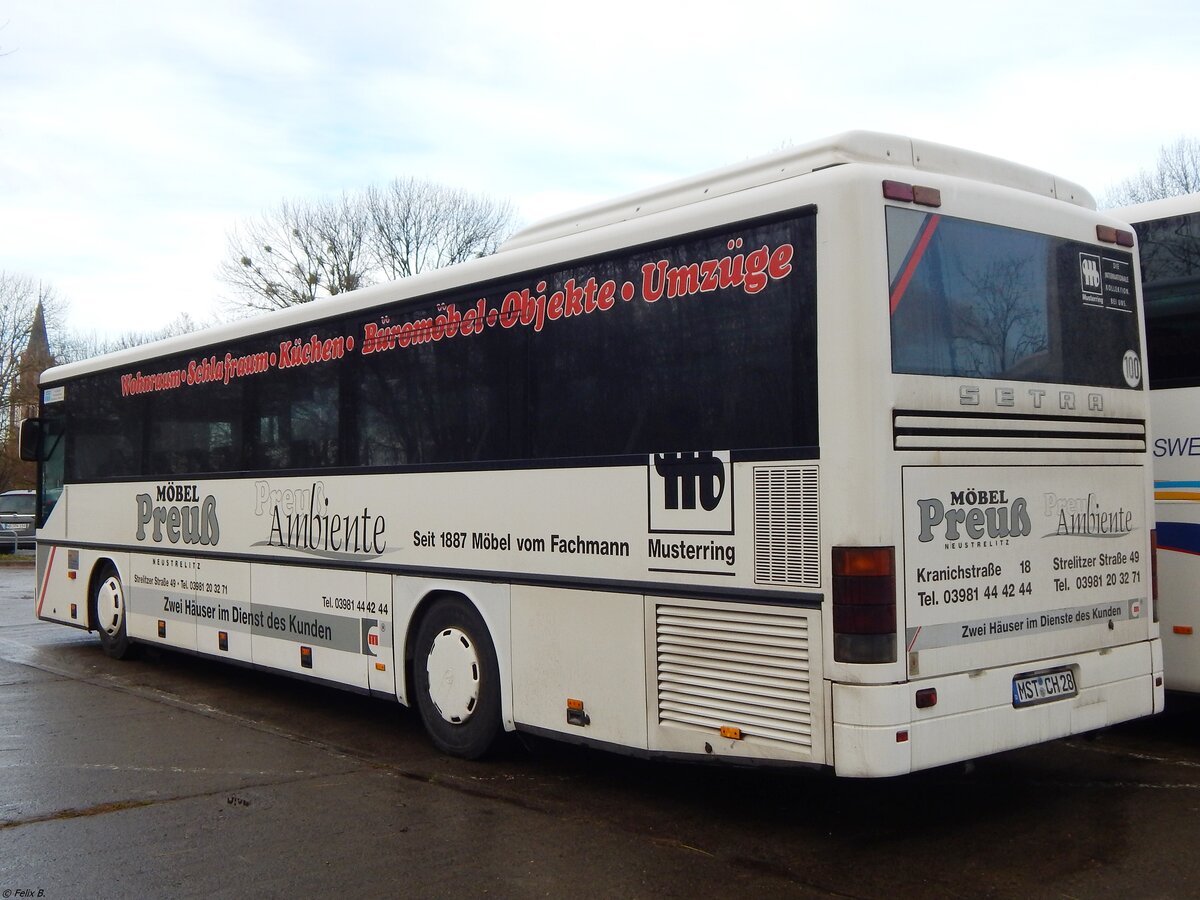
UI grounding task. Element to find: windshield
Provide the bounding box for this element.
[0,494,35,515]
[888,207,1142,389]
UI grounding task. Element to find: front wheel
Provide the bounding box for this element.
[413,596,501,759]
[93,565,136,660]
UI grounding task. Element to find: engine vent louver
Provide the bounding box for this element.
[655,603,815,749]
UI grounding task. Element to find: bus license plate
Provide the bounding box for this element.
[1012,668,1078,707]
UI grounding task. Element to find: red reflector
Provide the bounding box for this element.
[883,180,915,202]
[1174,625,1194,636]
[1096,224,1119,243]
[915,687,938,709]
[896,730,909,743]
[912,185,942,208]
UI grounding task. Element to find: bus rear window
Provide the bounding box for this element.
[1134,210,1200,387]
[887,207,1141,389]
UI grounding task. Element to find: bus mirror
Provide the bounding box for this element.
[19,418,43,462]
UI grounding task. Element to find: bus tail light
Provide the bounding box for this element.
[1096,224,1136,247]
[832,546,897,663]
[882,180,942,208]
[882,180,915,202]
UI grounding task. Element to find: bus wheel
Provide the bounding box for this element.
[414,597,501,759]
[93,565,135,660]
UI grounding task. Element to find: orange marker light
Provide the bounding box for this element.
[719,726,743,741]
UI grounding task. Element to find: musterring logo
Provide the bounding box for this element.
[648,450,736,564]
[648,450,733,536]
[654,451,726,511]
[917,489,1031,544]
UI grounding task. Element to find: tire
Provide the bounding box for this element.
[93,564,136,660]
[413,596,501,759]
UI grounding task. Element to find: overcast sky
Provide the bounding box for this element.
[3,0,1198,339]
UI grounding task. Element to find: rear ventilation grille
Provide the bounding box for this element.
[655,603,815,749]
[894,411,1146,453]
[753,465,820,587]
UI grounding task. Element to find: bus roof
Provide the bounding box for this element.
[1111,191,1200,224]
[43,130,1095,384]
[499,130,1096,252]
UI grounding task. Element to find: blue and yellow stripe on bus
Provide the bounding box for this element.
[1154,483,1200,554]
[1155,481,1200,503]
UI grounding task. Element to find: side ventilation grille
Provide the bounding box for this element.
[753,465,820,587]
[893,411,1146,452]
[655,603,815,749]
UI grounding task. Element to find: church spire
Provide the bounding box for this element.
[24,301,52,366]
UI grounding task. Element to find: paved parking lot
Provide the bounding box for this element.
[3,562,1200,898]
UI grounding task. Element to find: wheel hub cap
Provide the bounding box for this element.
[426,627,481,724]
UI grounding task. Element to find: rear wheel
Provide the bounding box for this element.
[93,564,135,660]
[414,596,501,759]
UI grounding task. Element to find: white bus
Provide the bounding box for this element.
[24,132,1163,776]
[1116,192,1200,692]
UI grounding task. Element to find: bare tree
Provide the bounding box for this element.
[0,273,66,387]
[221,194,373,314]
[366,178,517,279]
[56,313,206,364]
[952,256,1046,378]
[1102,137,1200,207]
[221,179,516,313]
[0,274,68,489]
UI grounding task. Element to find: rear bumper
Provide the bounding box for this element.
[832,639,1164,777]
